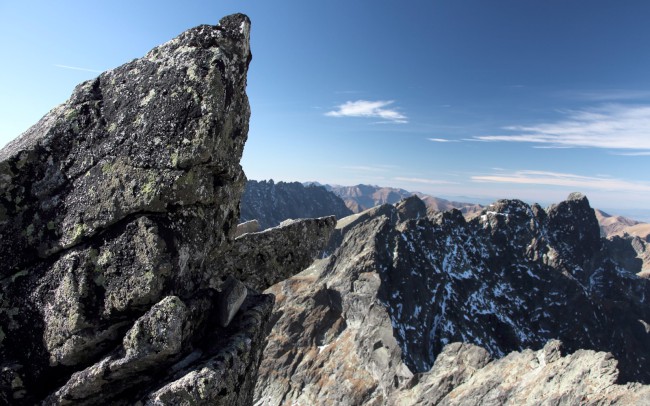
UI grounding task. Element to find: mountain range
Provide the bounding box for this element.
[2,13,650,405]
[242,180,649,275]
[254,193,650,404]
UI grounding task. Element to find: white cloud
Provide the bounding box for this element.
[54,64,102,73]
[326,100,407,123]
[427,138,458,143]
[474,104,650,151]
[471,170,650,193]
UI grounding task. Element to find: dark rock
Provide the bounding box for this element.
[255,193,650,404]
[240,180,352,229]
[0,13,333,405]
[221,216,336,291]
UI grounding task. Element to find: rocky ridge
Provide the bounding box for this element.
[0,14,335,405]
[255,193,650,405]
[392,340,650,405]
[240,180,352,230]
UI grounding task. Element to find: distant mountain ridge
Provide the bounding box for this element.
[314,183,484,217]
[595,209,644,237]
[595,209,650,273]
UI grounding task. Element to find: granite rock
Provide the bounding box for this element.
[255,193,650,405]
[0,13,331,405]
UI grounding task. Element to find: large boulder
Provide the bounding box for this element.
[0,13,335,405]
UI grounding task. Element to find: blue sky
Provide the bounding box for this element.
[1,1,649,219]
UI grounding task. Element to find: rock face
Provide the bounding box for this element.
[393,340,650,405]
[255,193,650,405]
[240,180,352,229]
[0,14,335,405]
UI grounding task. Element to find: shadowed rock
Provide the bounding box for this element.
[255,193,650,405]
[240,180,352,229]
[218,276,248,327]
[0,13,333,405]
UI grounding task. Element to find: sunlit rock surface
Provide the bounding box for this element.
[255,193,650,405]
[0,13,334,405]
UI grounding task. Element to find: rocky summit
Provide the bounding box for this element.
[254,193,650,405]
[0,14,335,405]
[2,11,649,406]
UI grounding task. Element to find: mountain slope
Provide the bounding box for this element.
[595,209,650,274]
[254,193,650,405]
[595,208,643,237]
[240,180,353,229]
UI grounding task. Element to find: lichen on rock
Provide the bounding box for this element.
[0,13,334,405]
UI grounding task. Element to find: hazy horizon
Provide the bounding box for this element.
[1,1,648,219]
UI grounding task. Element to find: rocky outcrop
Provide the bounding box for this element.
[255,193,650,405]
[240,180,352,229]
[0,14,334,405]
[223,217,336,291]
[393,340,650,405]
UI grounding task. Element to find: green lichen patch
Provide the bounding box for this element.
[65,108,79,121]
[101,162,114,175]
[71,223,87,242]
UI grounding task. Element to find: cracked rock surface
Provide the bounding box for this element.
[0,13,334,405]
[255,194,650,405]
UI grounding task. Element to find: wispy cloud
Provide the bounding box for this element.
[394,176,457,185]
[427,137,458,143]
[54,64,102,73]
[326,100,408,123]
[474,104,650,151]
[472,170,650,193]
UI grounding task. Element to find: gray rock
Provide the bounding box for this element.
[235,219,261,238]
[218,276,248,327]
[255,193,650,405]
[394,340,650,405]
[220,216,336,291]
[240,180,353,229]
[0,13,331,405]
